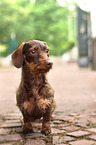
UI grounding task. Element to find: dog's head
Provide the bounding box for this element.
[11,40,53,74]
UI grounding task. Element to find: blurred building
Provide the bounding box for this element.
[75,0,96,69]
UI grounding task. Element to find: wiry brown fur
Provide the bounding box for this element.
[11,40,56,135]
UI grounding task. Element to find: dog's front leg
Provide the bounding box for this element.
[22,113,33,134]
[21,100,34,134]
[22,114,33,134]
[41,110,51,136]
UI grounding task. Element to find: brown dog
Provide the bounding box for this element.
[11,40,56,135]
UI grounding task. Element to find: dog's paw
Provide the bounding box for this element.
[23,123,33,134]
[41,126,51,136]
[41,130,51,136]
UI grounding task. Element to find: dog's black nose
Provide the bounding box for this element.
[46,61,53,68]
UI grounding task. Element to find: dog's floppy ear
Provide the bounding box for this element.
[11,42,25,68]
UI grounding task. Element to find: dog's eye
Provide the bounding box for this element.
[46,49,49,53]
[31,50,35,54]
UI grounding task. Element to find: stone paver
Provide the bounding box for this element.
[0,134,22,143]
[69,139,96,145]
[60,125,80,132]
[67,130,91,138]
[5,119,20,123]
[1,122,21,128]
[51,128,66,134]
[89,135,96,141]
[87,128,96,133]
[26,133,45,139]
[25,139,45,145]
[0,128,11,135]
[53,135,75,144]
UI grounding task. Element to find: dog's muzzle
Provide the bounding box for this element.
[46,60,53,69]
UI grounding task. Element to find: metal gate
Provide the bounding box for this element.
[77,6,92,67]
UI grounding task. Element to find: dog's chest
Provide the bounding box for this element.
[29,76,46,98]
[30,75,44,89]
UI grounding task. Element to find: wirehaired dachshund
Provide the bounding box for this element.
[11,40,56,135]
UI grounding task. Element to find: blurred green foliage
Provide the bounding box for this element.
[0,0,75,56]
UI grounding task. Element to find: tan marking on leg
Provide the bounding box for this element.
[37,98,51,113]
[23,101,34,114]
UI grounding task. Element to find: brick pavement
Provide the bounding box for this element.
[0,110,96,145]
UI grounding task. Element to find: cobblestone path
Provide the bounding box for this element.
[0,109,96,145]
